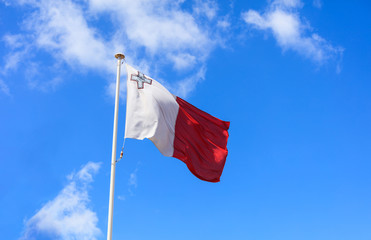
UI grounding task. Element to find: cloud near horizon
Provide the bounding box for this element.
[20,162,102,240]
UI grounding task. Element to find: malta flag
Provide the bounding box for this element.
[124,64,230,182]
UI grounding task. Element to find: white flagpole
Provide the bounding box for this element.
[107,53,125,240]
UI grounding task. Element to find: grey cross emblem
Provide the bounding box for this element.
[130,71,152,89]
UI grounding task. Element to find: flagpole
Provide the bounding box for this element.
[107,53,125,240]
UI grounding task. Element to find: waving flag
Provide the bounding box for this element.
[125,64,230,182]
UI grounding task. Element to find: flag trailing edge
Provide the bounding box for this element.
[124,64,230,182]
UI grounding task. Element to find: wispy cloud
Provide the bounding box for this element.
[0,79,10,96]
[2,34,29,74]
[3,0,225,97]
[19,0,114,73]
[87,0,216,65]
[313,0,322,9]
[193,0,218,20]
[242,0,343,64]
[86,0,220,97]
[20,162,102,240]
[217,17,231,29]
[173,66,206,97]
[117,195,126,201]
[118,165,140,200]
[129,170,138,189]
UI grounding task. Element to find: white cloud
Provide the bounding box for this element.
[193,0,218,20]
[117,195,126,201]
[217,18,231,29]
[87,0,214,69]
[20,162,102,240]
[0,79,10,95]
[313,0,322,8]
[1,0,116,93]
[168,53,197,70]
[128,168,138,189]
[273,0,302,8]
[3,50,24,73]
[3,34,25,48]
[28,75,64,92]
[173,66,206,97]
[129,172,137,188]
[242,0,343,64]
[3,0,222,97]
[2,34,30,74]
[76,162,101,182]
[25,0,113,71]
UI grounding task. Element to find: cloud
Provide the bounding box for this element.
[217,18,231,29]
[1,34,31,76]
[173,66,206,97]
[86,0,219,96]
[30,77,64,92]
[168,53,197,71]
[3,34,25,48]
[129,171,138,189]
[273,0,302,8]
[242,0,343,64]
[313,0,322,8]
[128,165,140,189]
[117,195,126,201]
[1,0,115,93]
[3,0,223,97]
[127,165,141,197]
[87,0,214,61]
[193,0,218,20]
[23,0,113,71]
[20,162,102,240]
[0,79,10,95]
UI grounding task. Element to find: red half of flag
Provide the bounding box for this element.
[173,97,230,182]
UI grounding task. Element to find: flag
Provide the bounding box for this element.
[124,64,230,182]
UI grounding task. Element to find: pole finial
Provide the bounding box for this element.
[115,53,125,60]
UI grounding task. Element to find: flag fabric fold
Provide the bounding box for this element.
[124,64,230,182]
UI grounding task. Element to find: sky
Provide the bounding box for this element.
[1,0,371,239]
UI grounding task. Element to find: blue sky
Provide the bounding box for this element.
[1,0,371,239]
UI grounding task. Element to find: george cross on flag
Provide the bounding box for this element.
[130,71,152,89]
[124,64,230,182]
